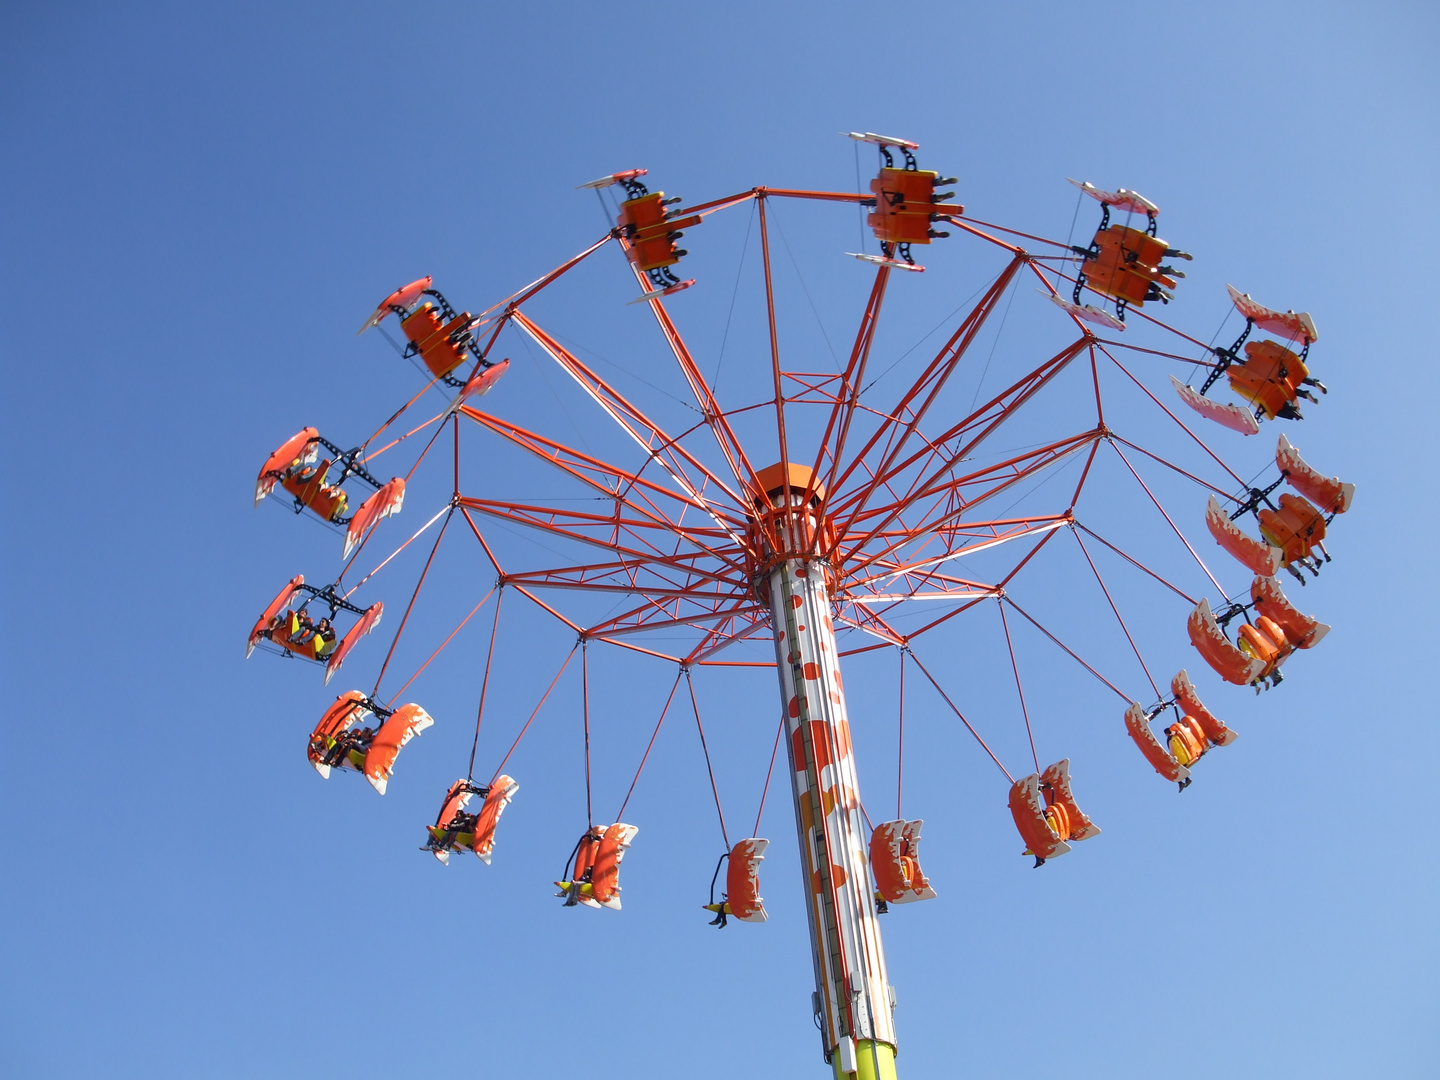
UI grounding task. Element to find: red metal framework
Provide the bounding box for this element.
[253,155,1342,1078]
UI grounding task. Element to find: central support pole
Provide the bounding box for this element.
[768,557,898,1079]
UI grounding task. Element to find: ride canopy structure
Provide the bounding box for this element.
[246,133,1354,1079]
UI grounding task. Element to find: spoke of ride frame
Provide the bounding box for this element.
[1108,440,1228,597]
[1088,342,1105,428]
[469,232,614,325]
[906,649,1014,783]
[835,335,1088,539]
[838,426,1097,581]
[458,507,504,579]
[752,711,785,838]
[686,669,730,849]
[1068,438,1102,509]
[490,643,579,782]
[582,641,593,827]
[829,253,1026,531]
[1002,596,1132,703]
[623,244,766,506]
[387,584,496,706]
[1071,527,1160,699]
[506,312,750,522]
[997,601,1041,774]
[468,586,505,779]
[371,509,453,697]
[615,669,684,820]
[809,260,891,517]
[758,194,795,551]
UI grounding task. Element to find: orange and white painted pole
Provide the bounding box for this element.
[755,468,899,1080]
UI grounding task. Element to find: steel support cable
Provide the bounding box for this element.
[387,584,496,707]
[752,712,785,839]
[1099,345,1247,489]
[906,649,1014,783]
[712,200,756,393]
[997,601,1041,774]
[1108,440,1229,598]
[582,640,593,827]
[340,502,452,595]
[1001,596,1132,704]
[370,509,453,698]
[966,272,1020,415]
[897,645,907,820]
[360,380,439,452]
[1075,522,1196,604]
[402,405,454,483]
[360,409,445,465]
[467,585,506,779]
[1109,435,1234,499]
[489,643,579,781]
[769,203,840,366]
[1071,527,1160,699]
[614,668,685,821]
[685,668,730,849]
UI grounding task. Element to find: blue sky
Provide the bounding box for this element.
[3,3,1437,1077]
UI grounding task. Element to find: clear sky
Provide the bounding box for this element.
[3,3,1437,1078]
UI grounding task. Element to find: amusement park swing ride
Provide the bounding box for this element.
[248,133,1353,1079]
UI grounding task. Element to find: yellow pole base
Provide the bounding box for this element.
[832,1040,897,1080]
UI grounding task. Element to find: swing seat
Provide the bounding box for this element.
[426,779,477,864]
[343,478,406,559]
[1277,435,1353,514]
[558,823,638,911]
[471,775,519,865]
[1237,615,1290,678]
[869,820,937,905]
[248,575,306,657]
[1206,495,1283,576]
[867,168,958,246]
[617,192,700,272]
[1170,375,1261,436]
[255,428,319,505]
[1251,575,1329,650]
[1166,716,1209,768]
[1229,339,1309,420]
[317,602,380,685]
[358,275,433,335]
[711,838,770,923]
[1040,760,1099,842]
[1226,285,1318,345]
[1188,599,1266,686]
[1008,774,1071,864]
[400,303,474,380]
[1171,670,1237,747]
[263,609,339,662]
[1125,702,1190,783]
[1258,493,1327,566]
[1080,225,1176,307]
[362,703,433,795]
[281,465,349,523]
[307,691,373,779]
